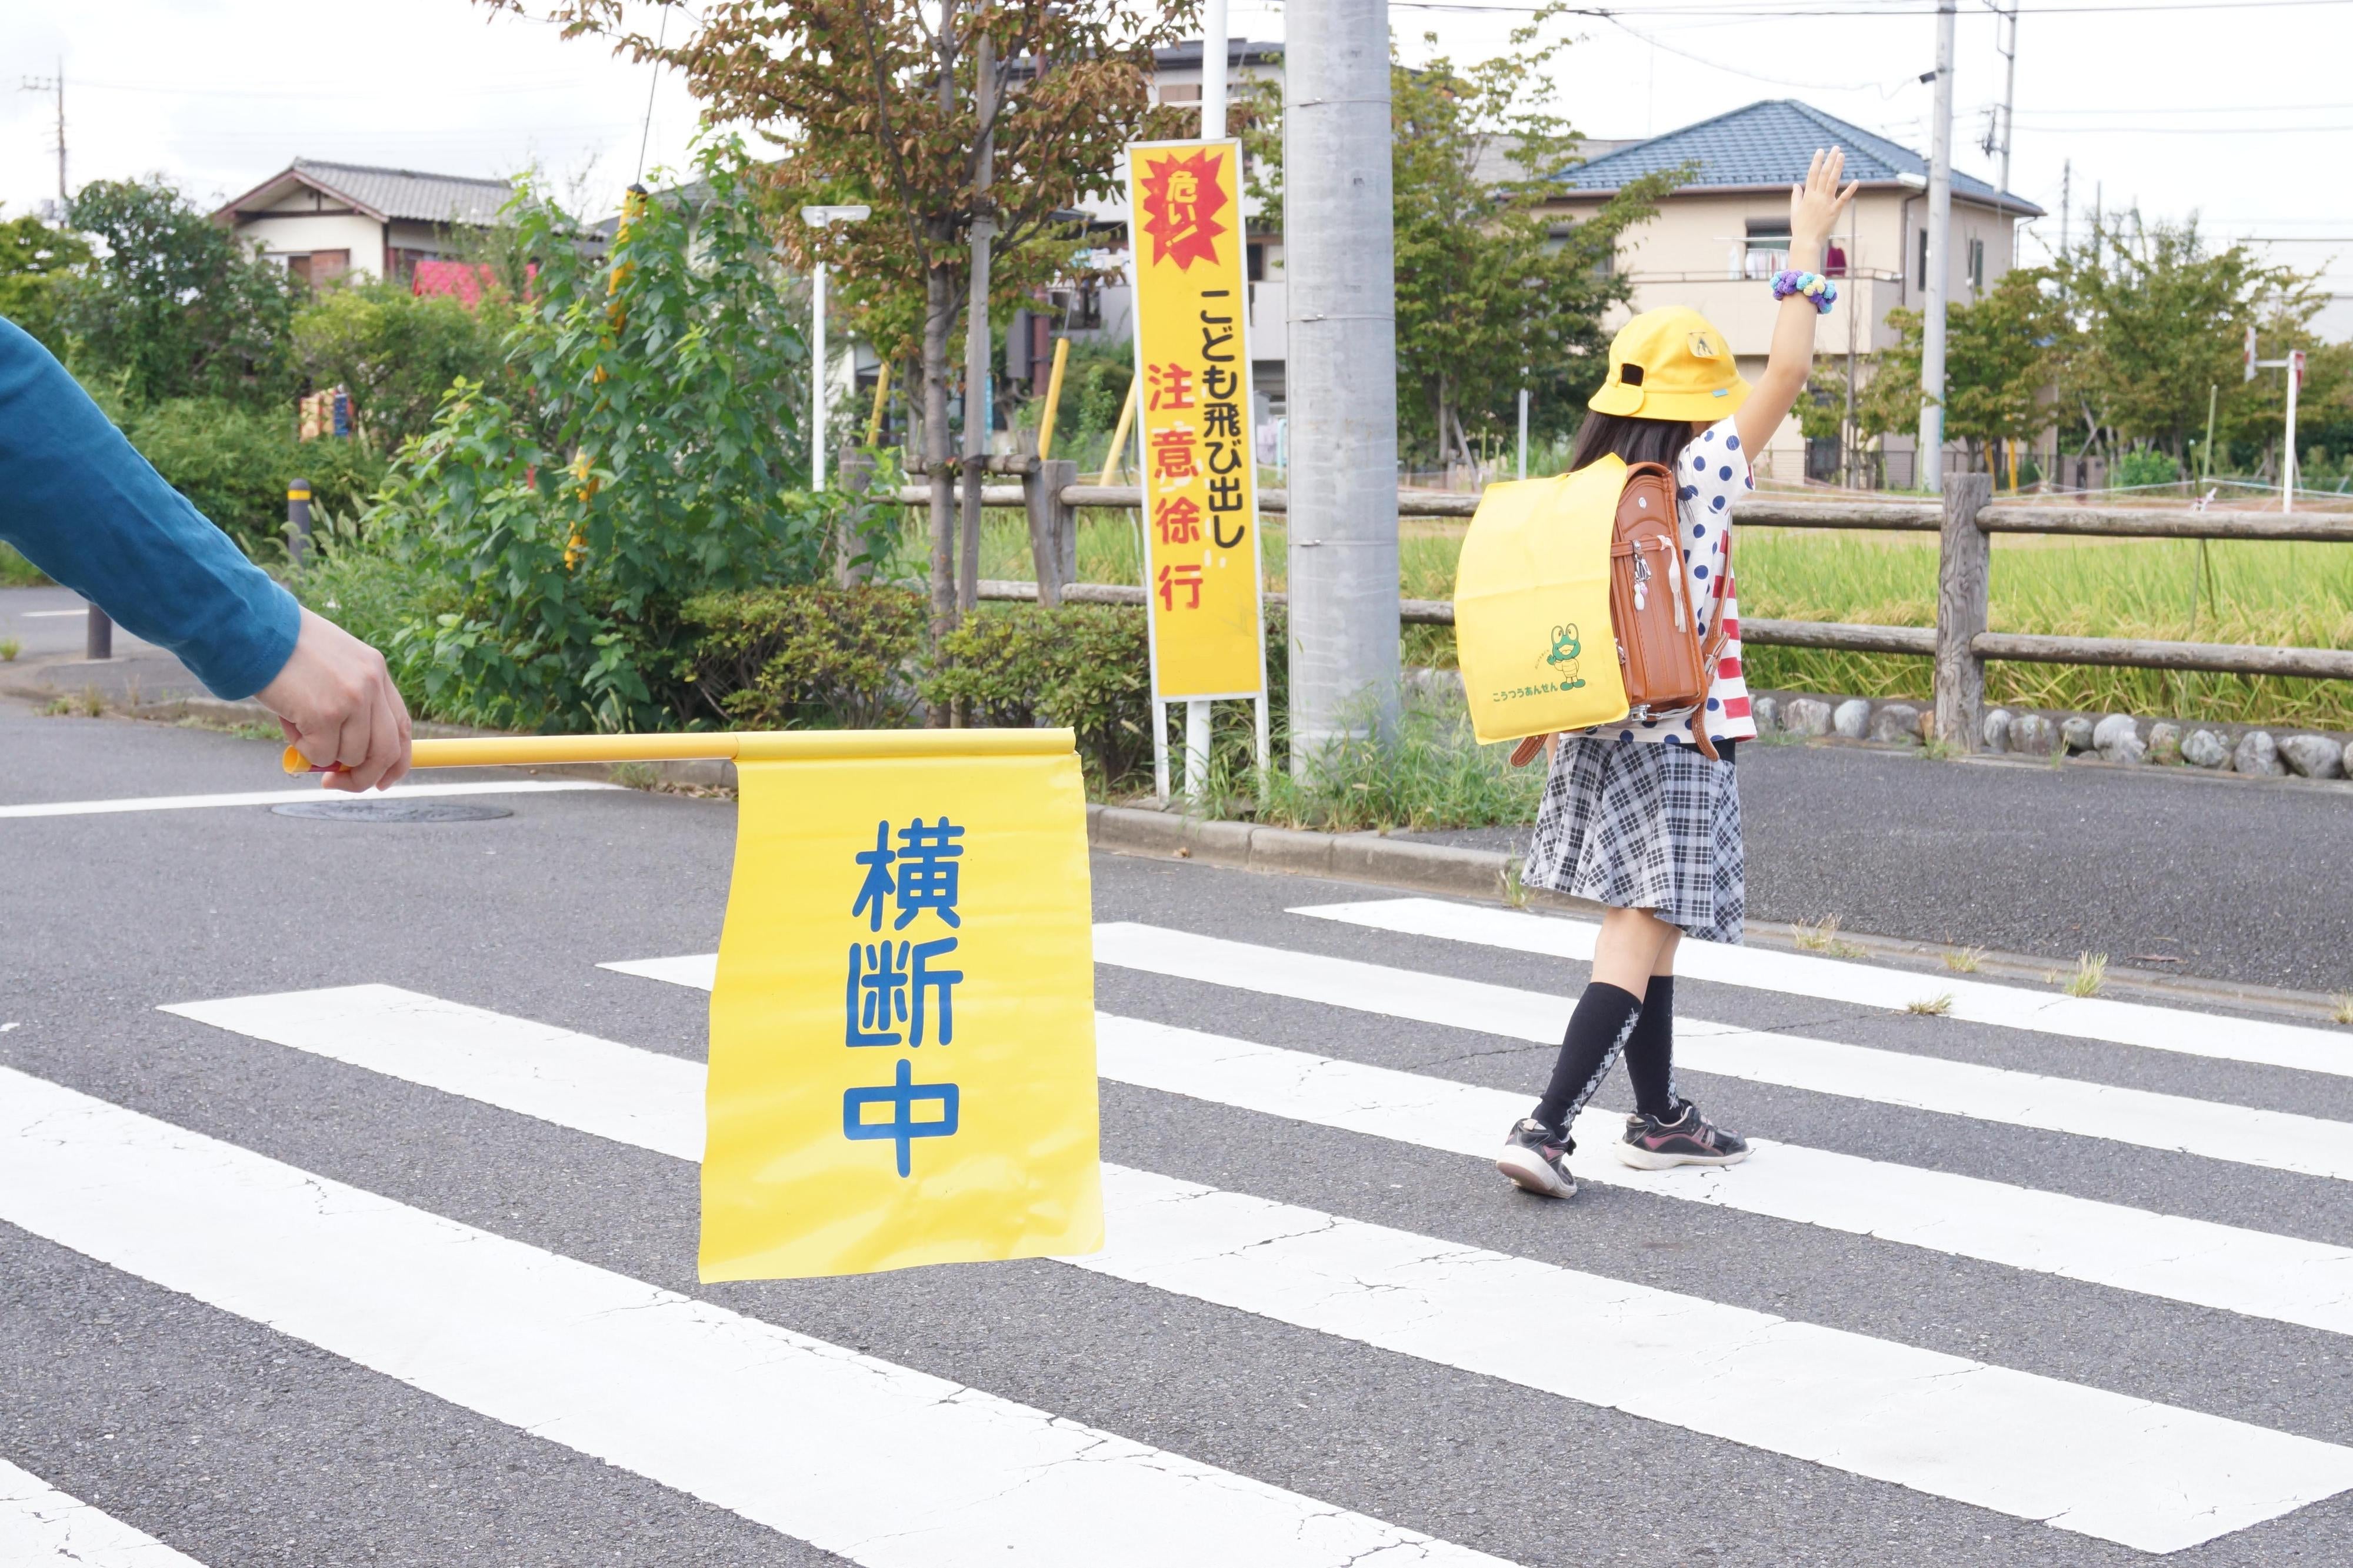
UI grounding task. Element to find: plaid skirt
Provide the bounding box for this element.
[1523,735,1745,944]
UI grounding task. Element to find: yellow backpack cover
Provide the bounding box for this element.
[1454,456,1632,746]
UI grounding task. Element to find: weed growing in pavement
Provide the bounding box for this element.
[1791,916,1867,959]
[175,716,282,741]
[1906,993,1955,1016]
[0,637,18,662]
[2331,993,2353,1027]
[611,761,661,790]
[1501,858,1531,909]
[2059,952,2109,998]
[41,688,106,718]
[1918,736,1964,761]
[1942,945,1987,973]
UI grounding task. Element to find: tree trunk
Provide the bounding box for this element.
[924,259,959,729]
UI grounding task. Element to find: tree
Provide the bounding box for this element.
[1852,266,2067,473]
[59,176,300,409]
[489,0,1194,646]
[2054,213,2302,466]
[1241,23,1670,467]
[0,209,92,353]
[292,280,521,455]
[368,148,834,733]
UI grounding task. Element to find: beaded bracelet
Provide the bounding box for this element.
[1771,269,1837,314]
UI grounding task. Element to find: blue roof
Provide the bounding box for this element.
[1557,99,2042,216]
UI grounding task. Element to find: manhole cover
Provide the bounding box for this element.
[272,798,514,823]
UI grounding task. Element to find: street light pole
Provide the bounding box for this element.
[800,204,871,493]
[1918,0,1957,496]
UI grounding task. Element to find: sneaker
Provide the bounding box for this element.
[1497,1117,1577,1197]
[1614,1102,1750,1170]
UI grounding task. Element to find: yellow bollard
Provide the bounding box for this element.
[1035,337,1072,461]
[865,360,892,448]
[1096,374,1138,487]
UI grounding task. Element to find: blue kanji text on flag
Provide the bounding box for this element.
[842,1058,962,1178]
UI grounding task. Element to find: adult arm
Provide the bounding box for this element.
[0,316,409,789]
[1734,148,1858,460]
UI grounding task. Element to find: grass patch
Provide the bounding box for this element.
[1177,697,1540,835]
[1791,915,1866,959]
[0,637,18,662]
[2058,952,2109,998]
[1905,992,1955,1016]
[2330,993,2353,1027]
[1942,945,1987,973]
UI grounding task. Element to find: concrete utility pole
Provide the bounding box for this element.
[1284,0,1401,768]
[22,63,105,657]
[802,205,872,493]
[1918,0,1957,496]
[1989,4,2018,197]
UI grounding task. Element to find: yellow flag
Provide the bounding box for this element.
[699,730,1103,1282]
[1454,458,1633,746]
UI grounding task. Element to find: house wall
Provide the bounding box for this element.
[232,199,386,281]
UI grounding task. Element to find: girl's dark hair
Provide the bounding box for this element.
[1566,410,1698,475]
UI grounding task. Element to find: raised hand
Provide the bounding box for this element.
[1791,146,1859,257]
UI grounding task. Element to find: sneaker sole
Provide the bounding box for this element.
[1611,1140,1751,1171]
[1497,1146,1577,1197]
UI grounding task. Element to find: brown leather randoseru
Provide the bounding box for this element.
[1508,459,1734,768]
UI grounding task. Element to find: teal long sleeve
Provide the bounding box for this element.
[0,315,300,700]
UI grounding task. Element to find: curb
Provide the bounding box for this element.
[1085,803,1603,915]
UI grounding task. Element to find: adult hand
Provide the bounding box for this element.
[255,607,413,792]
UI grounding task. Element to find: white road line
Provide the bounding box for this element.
[18,609,93,618]
[0,781,619,820]
[0,1066,1505,1568]
[162,986,2353,1552]
[1289,898,2353,1082]
[591,960,2353,1339]
[0,1458,208,1567]
[1092,923,2353,1185]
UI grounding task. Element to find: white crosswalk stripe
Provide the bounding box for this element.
[1288,897,2353,1081]
[1091,922,2353,1183]
[591,958,2353,1337]
[0,1065,1507,1568]
[159,984,2353,1553]
[0,780,617,820]
[0,1457,208,1567]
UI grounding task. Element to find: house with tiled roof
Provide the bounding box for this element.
[1547,100,2044,485]
[211,160,514,287]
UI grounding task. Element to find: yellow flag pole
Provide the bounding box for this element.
[1035,337,1072,461]
[865,360,892,447]
[1096,374,1138,487]
[286,729,1072,775]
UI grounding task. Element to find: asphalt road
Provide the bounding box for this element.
[4,698,2353,1566]
[1408,736,2353,995]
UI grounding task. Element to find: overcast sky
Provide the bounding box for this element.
[6,0,2347,333]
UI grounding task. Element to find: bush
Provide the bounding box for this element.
[123,398,385,558]
[2111,448,2182,490]
[921,603,1154,788]
[293,281,521,455]
[682,586,926,729]
[364,146,834,732]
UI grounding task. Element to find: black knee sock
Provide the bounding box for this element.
[1622,973,1681,1119]
[1532,981,1643,1140]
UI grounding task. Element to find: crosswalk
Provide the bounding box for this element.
[7,890,2352,1560]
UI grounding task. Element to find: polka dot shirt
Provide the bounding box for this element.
[1576,415,1757,752]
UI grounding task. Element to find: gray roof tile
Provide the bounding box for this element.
[1556,99,2041,216]
[291,160,515,226]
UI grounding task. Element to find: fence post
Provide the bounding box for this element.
[1933,470,1993,748]
[834,447,875,587]
[1025,458,1078,609]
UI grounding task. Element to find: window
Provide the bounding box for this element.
[1917,228,1929,291]
[1049,285,1102,331]
[1247,242,1265,282]
[1743,218,1791,280]
[1967,237,1987,292]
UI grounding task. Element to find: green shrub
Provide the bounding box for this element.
[922,603,1154,788]
[2111,448,2182,490]
[124,398,386,558]
[682,586,926,729]
[292,281,521,456]
[365,145,834,732]
[0,543,46,586]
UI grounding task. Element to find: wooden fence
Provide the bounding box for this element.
[873,465,2353,750]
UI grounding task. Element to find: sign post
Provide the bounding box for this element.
[1124,137,1269,801]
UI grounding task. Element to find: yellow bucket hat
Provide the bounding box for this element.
[1587,306,1751,421]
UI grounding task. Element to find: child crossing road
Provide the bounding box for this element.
[1498,148,1858,1200]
